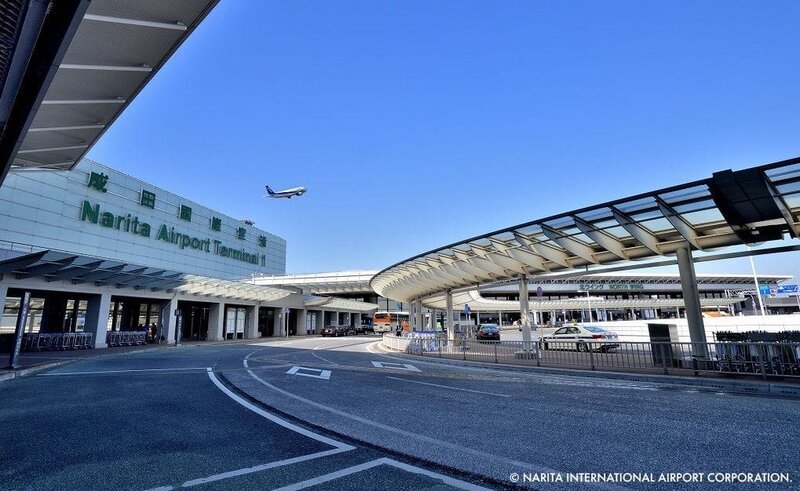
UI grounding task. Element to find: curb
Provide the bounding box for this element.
[0,359,76,383]
[375,343,800,398]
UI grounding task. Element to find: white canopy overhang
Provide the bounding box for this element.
[372,158,800,302]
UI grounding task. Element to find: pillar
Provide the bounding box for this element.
[319,310,326,330]
[330,310,337,326]
[296,309,308,335]
[0,285,7,327]
[207,302,224,341]
[245,305,259,339]
[8,290,30,368]
[159,298,178,345]
[413,299,423,332]
[84,292,111,349]
[676,245,708,359]
[446,290,454,341]
[519,274,532,345]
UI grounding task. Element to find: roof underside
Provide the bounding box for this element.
[423,290,741,312]
[12,0,218,171]
[372,158,800,302]
[0,250,293,302]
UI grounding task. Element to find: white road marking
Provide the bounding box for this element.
[181,448,349,487]
[286,366,332,380]
[38,367,208,376]
[270,457,491,491]
[206,368,352,450]
[386,376,510,397]
[310,351,339,366]
[242,356,627,491]
[371,361,420,372]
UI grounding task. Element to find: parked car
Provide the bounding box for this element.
[541,325,620,352]
[320,326,345,337]
[476,324,500,341]
[355,324,375,334]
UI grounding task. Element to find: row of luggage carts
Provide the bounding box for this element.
[715,342,800,377]
[106,330,148,347]
[21,332,94,351]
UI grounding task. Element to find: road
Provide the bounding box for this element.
[2,335,799,490]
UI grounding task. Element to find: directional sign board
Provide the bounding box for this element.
[777,284,798,294]
[758,284,771,295]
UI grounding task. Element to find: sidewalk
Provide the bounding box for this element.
[376,342,800,398]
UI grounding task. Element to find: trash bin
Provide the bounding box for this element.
[648,323,681,368]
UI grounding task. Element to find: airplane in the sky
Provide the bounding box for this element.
[265,185,307,199]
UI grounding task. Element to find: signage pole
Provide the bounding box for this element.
[8,291,31,369]
[174,309,183,347]
[748,248,766,316]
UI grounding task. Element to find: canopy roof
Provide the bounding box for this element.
[372,157,800,302]
[0,250,292,303]
[304,296,379,312]
[255,270,377,294]
[12,0,218,171]
[423,289,741,312]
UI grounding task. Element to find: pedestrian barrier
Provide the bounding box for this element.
[20,332,94,351]
[106,330,147,347]
[381,334,800,380]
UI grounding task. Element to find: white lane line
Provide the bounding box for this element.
[270,457,491,491]
[269,458,384,491]
[386,376,510,398]
[206,368,353,450]
[310,351,339,366]
[38,367,208,376]
[144,486,173,491]
[181,448,349,488]
[243,363,560,477]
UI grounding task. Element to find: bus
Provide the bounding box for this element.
[373,311,410,333]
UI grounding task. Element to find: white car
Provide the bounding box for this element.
[541,325,620,352]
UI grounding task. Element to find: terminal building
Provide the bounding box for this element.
[255,270,796,327]
[0,160,376,349]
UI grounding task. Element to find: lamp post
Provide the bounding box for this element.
[577,290,592,323]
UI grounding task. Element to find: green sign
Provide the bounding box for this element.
[80,199,266,267]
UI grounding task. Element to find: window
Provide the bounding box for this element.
[179,205,192,221]
[554,327,568,335]
[140,190,156,209]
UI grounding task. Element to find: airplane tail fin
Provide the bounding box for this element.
[265,185,275,196]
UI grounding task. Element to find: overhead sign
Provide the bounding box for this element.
[777,284,798,294]
[464,304,470,315]
[536,286,544,298]
[758,284,771,295]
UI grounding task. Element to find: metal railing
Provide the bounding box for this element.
[381,334,800,379]
[21,332,94,351]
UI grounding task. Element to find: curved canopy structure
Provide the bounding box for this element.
[422,289,740,312]
[304,296,378,312]
[372,157,800,302]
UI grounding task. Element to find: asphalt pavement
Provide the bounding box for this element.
[1,336,799,490]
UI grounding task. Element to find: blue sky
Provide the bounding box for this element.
[87,0,800,279]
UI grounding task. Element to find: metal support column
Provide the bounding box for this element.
[519,274,532,347]
[676,245,708,359]
[446,290,454,342]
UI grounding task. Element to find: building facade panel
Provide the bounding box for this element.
[0,160,286,279]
